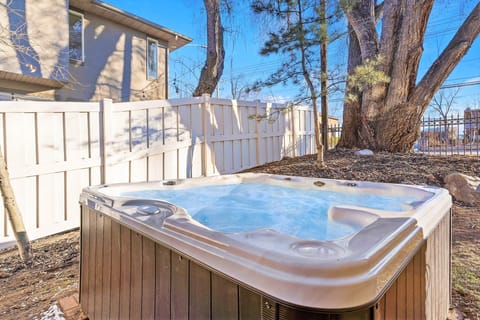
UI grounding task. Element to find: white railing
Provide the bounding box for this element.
[0,95,315,248]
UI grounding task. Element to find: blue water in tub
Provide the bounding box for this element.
[122,183,421,240]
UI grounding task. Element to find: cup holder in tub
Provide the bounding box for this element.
[121,199,177,218]
[291,241,346,258]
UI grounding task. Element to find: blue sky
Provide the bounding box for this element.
[105,0,480,119]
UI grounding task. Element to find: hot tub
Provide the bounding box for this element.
[79,173,451,319]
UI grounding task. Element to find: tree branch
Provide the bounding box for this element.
[385,0,434,107]
[193,0,225,97]
[374,1,384,24]
[411,3,480,111]
[344,0,379,60]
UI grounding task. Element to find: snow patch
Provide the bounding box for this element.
[354,149,374,156]
[33,304,65,320]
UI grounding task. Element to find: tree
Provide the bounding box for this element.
[1,1,72,84]
[225,57,252,100]
[229,74,248,99]
[319,0,329,149]
[0,1,37,264]
[251,0,337,165]
[338,1,480,152]
[171,55,206,97]
[193,0,226,97]
[0,148,32,264]
[429,88,460,145]
[229,60,251,100]
[430,88,460,119]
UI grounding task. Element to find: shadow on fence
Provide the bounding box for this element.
[0,95,318,248]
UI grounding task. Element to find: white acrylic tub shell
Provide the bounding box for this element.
[80,173,451,310]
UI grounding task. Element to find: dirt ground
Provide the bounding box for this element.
[0,231,79,319]
[0,149,479,319]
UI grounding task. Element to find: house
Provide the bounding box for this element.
[0,0,191,102]
[418,126,459,148]
[464,108,480,143]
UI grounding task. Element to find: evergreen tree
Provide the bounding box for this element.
[251,0,342,165]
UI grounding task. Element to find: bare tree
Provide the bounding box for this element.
[430,88,460,145]
[1,0,81,264]
[193,0,226,97]
[430,88,460,119]
[0,1,38,264]
[0,149,32,264]
[228,58,253,100]
[229,74,249,100]
[338,1,480,152]
[1,1,78,89]
[171,56,205,97]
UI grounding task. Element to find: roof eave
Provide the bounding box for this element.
[69,0,192,51]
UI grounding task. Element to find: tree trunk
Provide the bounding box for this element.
[337,24,372,148]
[193,0,225,97]
[0,147,32,264]
[297,0,323,165]
[339,1,480,152]
[320,0,329,151]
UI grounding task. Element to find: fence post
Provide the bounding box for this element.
[255,100,261,166]
[266,101,273,162]
[100,99,113,184]
[201,94,211,176]
[290,106,297,157]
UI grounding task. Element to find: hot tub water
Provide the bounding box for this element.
[121,182,423,240]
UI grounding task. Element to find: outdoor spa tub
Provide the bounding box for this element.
[79,173,452,320]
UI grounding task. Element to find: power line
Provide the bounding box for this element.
[444,74,480,83]
[441,80,480,89]
[173,2,479,91]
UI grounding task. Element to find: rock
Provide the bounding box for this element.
[444,173,480,205]
[447,307,464,320]
[354,149,374,156]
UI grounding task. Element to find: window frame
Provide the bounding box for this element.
[146,37,159,80]
[69,10,85,63]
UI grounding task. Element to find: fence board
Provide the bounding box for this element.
[10,178,36,230]
[214,142,224,173]
[65,169,89,221]
[130,158,147,183]
[3,113,37,236]
[147,154,164,181]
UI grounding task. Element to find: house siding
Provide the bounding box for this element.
[0,0,69,89]
[55,11,167,102]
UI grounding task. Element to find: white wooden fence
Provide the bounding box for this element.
[0,95,315,248]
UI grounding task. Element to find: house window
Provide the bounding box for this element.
[147,38,158,79]
[69,11,84,62]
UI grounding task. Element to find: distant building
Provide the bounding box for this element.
[324,115,340,137]
[464,108,480,142]
[419,126,459,147]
